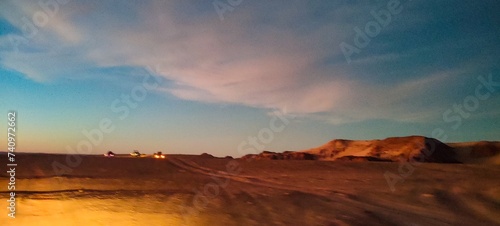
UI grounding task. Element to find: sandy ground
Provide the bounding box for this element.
[1,154,499,226]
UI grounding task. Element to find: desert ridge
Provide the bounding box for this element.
[242,136,500,164]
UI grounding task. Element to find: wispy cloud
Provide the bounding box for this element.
[0,0,497,124]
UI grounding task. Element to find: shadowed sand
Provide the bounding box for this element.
[1,153,499,226]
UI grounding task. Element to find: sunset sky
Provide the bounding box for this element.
[0,0,499,156]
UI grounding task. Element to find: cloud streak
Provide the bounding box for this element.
[0,0,497,124]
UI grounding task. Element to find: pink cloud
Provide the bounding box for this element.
[0,0,473,124]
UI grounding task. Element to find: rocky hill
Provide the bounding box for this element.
[241,136,500,164]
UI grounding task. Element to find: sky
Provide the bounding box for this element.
[0,0,499,156]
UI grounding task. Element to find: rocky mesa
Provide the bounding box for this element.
[241,136,500,164]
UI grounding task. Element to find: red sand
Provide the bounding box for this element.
[1,153,499,225]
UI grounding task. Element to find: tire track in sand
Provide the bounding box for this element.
[168,157,333,197]
[169,157,499,225]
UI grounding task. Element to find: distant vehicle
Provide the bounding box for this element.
[130,150,142,157]
[104,151,115,157]
[153,151,165,159]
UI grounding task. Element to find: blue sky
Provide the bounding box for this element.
[0,0,499,156]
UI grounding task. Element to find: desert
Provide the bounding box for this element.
[1,136,499,226]
[2,1,499,225]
